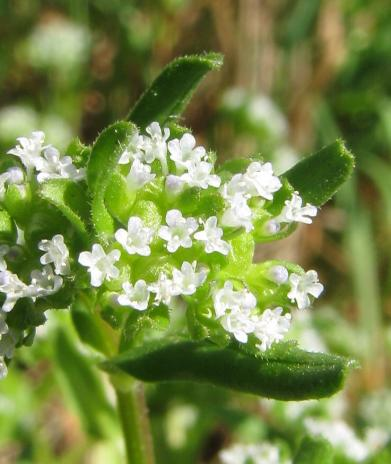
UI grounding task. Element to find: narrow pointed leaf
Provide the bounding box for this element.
[129,53,223,128]
[294,436,333,464]
[102,340,355,400]
[284,139,355,206]
[39,179,90,244]
[87,121,136,239]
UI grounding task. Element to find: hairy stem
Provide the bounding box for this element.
[114,378,155,464]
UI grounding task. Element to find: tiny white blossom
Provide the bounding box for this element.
[115,217,153,256]
[117,280,150,311]
[7,131,45,171]
[158,209,198,253]
[253,307,291,352]
[168,133,206,171]
[219,443,287,464]
[279,192,317,224]
[165,174,186,195]
[194,216,231,255]
[0,270,28,312]
[38,234,70,275]
[0,167,25,200]
[28,265,63,299]
[221,193,253,232]
[78,244,121,287]
[287,270,324,309]
[220,174,248,202]
[118,131,145,164]
[35,146,85,182]
[172,261,208,295]
[264,219,280,235]
[181,161,221,189]
[268,265,289,284]
[148,273,178,306]
[220,311,255,343]
[126,159,155,191]
[143,122,170,173]
[213,281,256,319]
[242,161,282,200]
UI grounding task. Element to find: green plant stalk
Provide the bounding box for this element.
[114,378,155,464]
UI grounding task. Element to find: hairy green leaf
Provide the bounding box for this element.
[284,139,355,206]
[129,53,223,128]
[39,179,90,244]
[102,339,355,400]
[0,207,16,244]
[293,436,333,464]
[87,121,136,239]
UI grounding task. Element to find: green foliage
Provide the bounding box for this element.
[103,339,354,400]
[129,53,224,128]
[294,435,333,464]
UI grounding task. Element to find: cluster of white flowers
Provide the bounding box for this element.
[219,442,291,464]
[0,124,325,375]
[0,235,70,376]
[8,131,85,181]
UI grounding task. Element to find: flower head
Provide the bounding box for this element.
[78,244,121,287]
[287,270,324,309]
[144,122,170,173]
[158,210,198,253]
[115,217,153,256]
[117,280,150,311]
[172,261,208,295]
[35,146,85,183]
[126,159,155,191]
[168,133,206,170]
[38,234,70,275]
[28,265,63,299]
[220,310,255,343]
[0,270,28,312]
[253,307,291,351]
[242,161,282,200]
[221,193,253,232]
[181,161,221,189]
[194,216,231,255]
[8,131,45,171]
[279,192,317,224]
[148,273,178,306]
[118,131,145,164]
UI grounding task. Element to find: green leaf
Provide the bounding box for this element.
[39,179,90,244]
[54,328,114,438]
[129,53,223,128]
[102,339,355,400]
[283,139,355,207]
[88,121,136,239]
[294,436,333,464]
[0,207,16,244]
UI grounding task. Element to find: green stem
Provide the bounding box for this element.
[114,379,155,464]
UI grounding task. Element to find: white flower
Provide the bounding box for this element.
[220,174,248,202]
[126,159,155,191]
[158,209,198,253]
[221,193,253,232]
[219,443,286,464]
[213,281,256,318]
[268,265,289,284]
[0,167,25,200]
[115,217,153,256]
[78,244,121,287]
[287,270,324,309]
[7,131,45,171]
[148,273,178,306]
[213,281,240,318]
[35,146,85,183]
[38,234,70,275]
[28,265,63,299]
[194,216,230,255]
[143,122,170,173]
[305,418,369,462]
[0,270,28,312]
[220,310,255,343]
[172,261,208,295]
[242,161,282,200]
[168,133,206,170]
[165,175,186,195]
[118,131,145,164]
[181,161,221,189]
[117,280,150,311]
[279,192,317,224]
[253,307,291,351]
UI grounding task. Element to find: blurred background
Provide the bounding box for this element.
[1,0,391,462]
